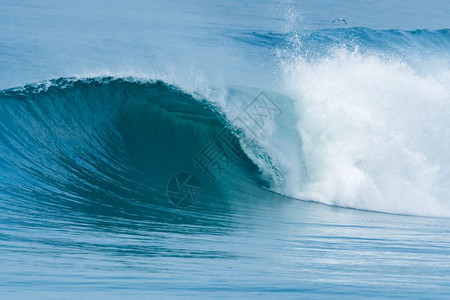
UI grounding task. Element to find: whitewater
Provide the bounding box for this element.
[1,0,450,298]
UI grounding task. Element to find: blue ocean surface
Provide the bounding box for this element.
[1,0,450,299]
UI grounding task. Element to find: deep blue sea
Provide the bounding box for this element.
[1,0,450,298]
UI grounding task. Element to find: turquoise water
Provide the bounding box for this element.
[1,0,450,298]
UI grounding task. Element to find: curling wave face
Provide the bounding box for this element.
[0,77,275,227]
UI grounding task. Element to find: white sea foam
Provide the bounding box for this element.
[275,48,450,216]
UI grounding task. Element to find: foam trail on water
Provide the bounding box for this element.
[277,47,450,217]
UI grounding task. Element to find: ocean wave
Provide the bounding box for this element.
[0,77,275,224]
[1,53,450,218]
